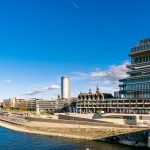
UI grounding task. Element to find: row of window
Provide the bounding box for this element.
[130,73,150,79]
[122,78,150,84]
[122,83,150,91]
[131,54,150,64]
[126,91,150,99]
[131,44,150,53]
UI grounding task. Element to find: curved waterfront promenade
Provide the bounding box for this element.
[0,114,148,141]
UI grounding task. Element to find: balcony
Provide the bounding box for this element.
[127,61,150,69]
[130,44,150,56]
[127,67,150,74]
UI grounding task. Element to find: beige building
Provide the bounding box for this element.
[3,97,69,112]
[77,87,113,113]
[3,97,27,110]
[36,99,68,112]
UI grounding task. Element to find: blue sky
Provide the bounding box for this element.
[0,0,150,99]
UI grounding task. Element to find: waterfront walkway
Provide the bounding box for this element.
[0,114,148,140]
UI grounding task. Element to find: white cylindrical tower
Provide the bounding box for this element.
[61,76,71,99]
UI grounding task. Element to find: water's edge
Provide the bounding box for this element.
[0,120,149,149]
[0,120,91,140]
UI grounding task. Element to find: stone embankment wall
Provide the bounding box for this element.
[26,116,114,127]
[0,116,142,140]
[0,114,149,148]
[58,114,104,122]
[26,116,148,139]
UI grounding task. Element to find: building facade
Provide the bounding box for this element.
[3,97,27,110]
[61,76,71,99]
[77,38,150,114]
[120,38,150,99]
[77,98,150,114]
[76,87,113,113]
[3,98,68,112]
[26,98,43,111]
[36,99,68,112]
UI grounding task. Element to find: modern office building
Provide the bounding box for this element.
[114,91,124,99]
[26,98,43,111]
[77,38,150,114]
[3,97,68,112]
[36,99,68,112]
[61,76,71,99]
[119,38,150,99]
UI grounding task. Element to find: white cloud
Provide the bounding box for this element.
[90,61,129,84]
[91,71,106,77]
[25,61,129,97]
[44,85,60,90]
[4,80,12,83]
[70,61,129,94]
[71,61,129,83]
[25,90,45,96]
[25,84,60,96]
[70,72,90,81]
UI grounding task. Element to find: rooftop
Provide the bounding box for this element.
[140,38,150,45]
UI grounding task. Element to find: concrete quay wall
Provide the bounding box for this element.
[26,116,114,127]
[0,118,141,140]
[0,114,149,148]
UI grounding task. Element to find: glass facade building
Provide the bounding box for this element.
[77,38,150,114]
[120,38,150,99]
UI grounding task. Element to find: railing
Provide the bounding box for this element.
[131,44,150,53]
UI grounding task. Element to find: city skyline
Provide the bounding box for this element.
[1,0,150,100]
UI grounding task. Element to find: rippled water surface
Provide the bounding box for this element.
[0,127,143,150]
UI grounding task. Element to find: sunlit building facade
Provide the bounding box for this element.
[77,38,150,114]
[76,87,113,113]
[120,38,150,99]
[61,76,71,99]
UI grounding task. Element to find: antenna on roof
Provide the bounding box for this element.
[89,89,92,94]
[96,85,100,93]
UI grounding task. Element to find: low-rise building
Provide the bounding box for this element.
[26,98,43,111]
[3,97,27,110]
[3,97,69,112]
[76,87,113,113]
[36,99,68,112]
[77,88,150,114]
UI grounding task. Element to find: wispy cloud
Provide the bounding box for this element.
[71,0,79,9]
[3,80,12,83]
[70,71,90,81]
[25,84,60,96]
[25,61,129,97]
[90,60,129,84]
[70,61,129,94]
[44,85,60,91]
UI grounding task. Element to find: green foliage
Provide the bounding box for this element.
[95,109,101,114]
[40,111,54,116]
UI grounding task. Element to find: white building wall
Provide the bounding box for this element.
[61,76,71,99]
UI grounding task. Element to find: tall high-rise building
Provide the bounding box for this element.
[120,38,150,99]
[61,76,71,99]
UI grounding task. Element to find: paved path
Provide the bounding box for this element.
[0,114,149,140]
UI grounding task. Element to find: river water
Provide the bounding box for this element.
[0,127,144,150]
